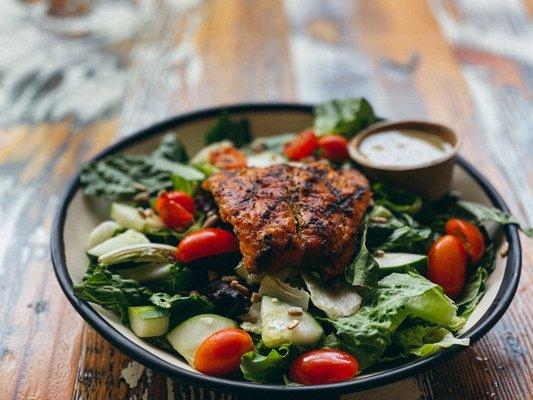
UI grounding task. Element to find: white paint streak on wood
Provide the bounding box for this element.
[0,181,34,274]
[0,0,203,127]
[430,0,533,64]
[120,360,145,389]
[118,1,204,137]
[460,66,532,224]
[430,0,533,225]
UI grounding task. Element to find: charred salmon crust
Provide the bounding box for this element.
[202,162,371,276]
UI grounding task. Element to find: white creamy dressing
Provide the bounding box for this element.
[359,129,453,168]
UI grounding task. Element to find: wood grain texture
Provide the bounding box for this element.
[0,0,531,399]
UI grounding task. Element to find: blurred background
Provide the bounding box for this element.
[0,0,531,399]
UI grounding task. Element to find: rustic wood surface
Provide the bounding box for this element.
[0,0,531,399]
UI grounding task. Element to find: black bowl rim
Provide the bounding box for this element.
[51,103,522,397]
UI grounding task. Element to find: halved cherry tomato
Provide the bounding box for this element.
[284,130,319,160]
[176,228,239,263]
[209,147,247,169]
[318,135,349,162]
[155,191,195,230]
[445,218,485,264]
[194,328,253,376]
[289,349,358,385]
[428,234,468,299]
[158,191,195,213]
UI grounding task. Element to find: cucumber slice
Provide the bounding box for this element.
[110,203,164,232]
[111,203,146,231]
[376,252,427,276]
[129,306,169,338]
[87,229,149,258]
[261,295,323,348]
[167,314,237,366]
[118,263,172,282]
[87,221,123,248]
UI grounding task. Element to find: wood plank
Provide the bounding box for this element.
[0,119,117,400]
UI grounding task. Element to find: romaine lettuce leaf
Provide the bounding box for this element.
[393,322,469,357]
[327,272,459,370]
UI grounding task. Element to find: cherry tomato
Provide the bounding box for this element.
[318,135,349,162]
[428,234,468,299]
[209,147,247,169]
[289,349,358,385]
[445,218,485,264]
[284,130,319,160]
[194,328,253,376]
[155,191,195,230]
[158,191,195,213]
[176,228,240,263]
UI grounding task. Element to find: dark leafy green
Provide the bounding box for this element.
[345,221,379,294]
[152,133,189,163]
[455,244,495,318]
[80,134,202,202]
[240,343,297,383]
[73,265,152,323]
[456,267,488,319]
[149,292,216,326]
[456,200,532,237]
[155,263,196,292]
[314,98,379,138]
[205,111,252,148]
[372,182,422,215]
[367,206,431,252]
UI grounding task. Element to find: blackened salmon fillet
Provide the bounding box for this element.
[202,162,372,277]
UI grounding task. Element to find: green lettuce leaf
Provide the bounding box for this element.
[457,200,532,237]
[73,265,152,323]
[240,343,297,383]
[327,272,458,370]
[393,322,469,357]
[205,111,252,148]
[345,221,379,294]
[314,98,379,138]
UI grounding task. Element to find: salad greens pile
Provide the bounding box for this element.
[75,98,529,385]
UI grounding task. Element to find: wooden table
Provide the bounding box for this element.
[1,0,531,399]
